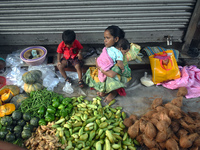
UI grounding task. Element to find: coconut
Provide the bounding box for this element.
[179,133,199,148]
[140,119,148,133]
[177,129,188,138]
[123,118,133,128]
[142,134,157,149]
[129,114,137,122]
[128,120,140,139]
[156,131,168,143]
[159,111,171,126]
[156,106,169,114]
[151,98,163,109]
[177,87,187,97]
[144,122,157,140]
[193,137,200,147]
[165,138,179,150]
[171,121,180,133]
[171,96,183,108]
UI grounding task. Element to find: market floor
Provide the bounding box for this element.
[54,69,200,118]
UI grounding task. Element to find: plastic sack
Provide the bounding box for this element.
[63,82,74,94]
[43,75,59,91]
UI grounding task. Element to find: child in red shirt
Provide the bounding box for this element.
[57,30,84,87]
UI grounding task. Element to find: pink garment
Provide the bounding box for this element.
[97,47,114,82]
[160,65,200,99]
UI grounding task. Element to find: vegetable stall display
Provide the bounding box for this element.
[25,96,139,150]
[0,86,140,149]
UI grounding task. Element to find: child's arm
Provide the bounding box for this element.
[117,60,125,73]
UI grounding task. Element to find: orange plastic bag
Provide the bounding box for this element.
[149,50,180,84]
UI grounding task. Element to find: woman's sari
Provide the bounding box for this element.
[83,56,132,93]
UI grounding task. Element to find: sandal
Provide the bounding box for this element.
[65,77,72,84]
[78,80,84,88]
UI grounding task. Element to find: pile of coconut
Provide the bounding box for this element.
[124,87,200,150]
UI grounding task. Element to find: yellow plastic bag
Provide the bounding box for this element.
[149,50,180,84]
[126,43,142,61]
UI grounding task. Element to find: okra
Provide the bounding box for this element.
[133,139,140,146]
[108,99,116,106]
[96,119,101,126]
[123,132,128,141]
[112,127,122,133]
[73,122,83,127]
[112,144,121,149]
[79,133,88,141]
[96,141,102,150]
[109,107,117,113]
[89,130,96,141]
[86,122,94,128]
[82,146,90,150]
[105,137,111,150]
[100,132,106,139]
[112,133,122,141]
[122,111,126,119]
[55,118,65,124]
[119,121,125,129]
[106,130,114,143]
[87,104,97,109]
[98,129,104,137]
[99,122,108,128]
[73,127,81,133]
[78,127,84,136]
[128,145,136,150]
[122,140,131,146]
[85,117,96,124]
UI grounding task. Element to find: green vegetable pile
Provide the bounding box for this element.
[51,96,139,150]
[38,96,73,126]
[0,110,39,147]
[19,88,58,117]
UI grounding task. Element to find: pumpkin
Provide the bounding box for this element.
[24,82,43,93]
[10,93,28,109]
[0,85,20,103]
[23,112,31,121]
[0,116,13,126]
[6,132,15,142]
[21,129,32,139]
[22,70,42,84]
[12,110,22,121]
[0,103,16,117]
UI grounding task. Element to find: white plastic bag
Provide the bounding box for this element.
[140,72,154,87]
[43,75,59,91]
[63,82,74,94]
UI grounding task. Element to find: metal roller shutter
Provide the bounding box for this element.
[0,0,197,45]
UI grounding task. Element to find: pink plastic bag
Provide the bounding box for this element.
[161,66,200,99]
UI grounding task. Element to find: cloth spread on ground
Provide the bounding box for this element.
[160,65,200,99]
[97,47,114,82]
